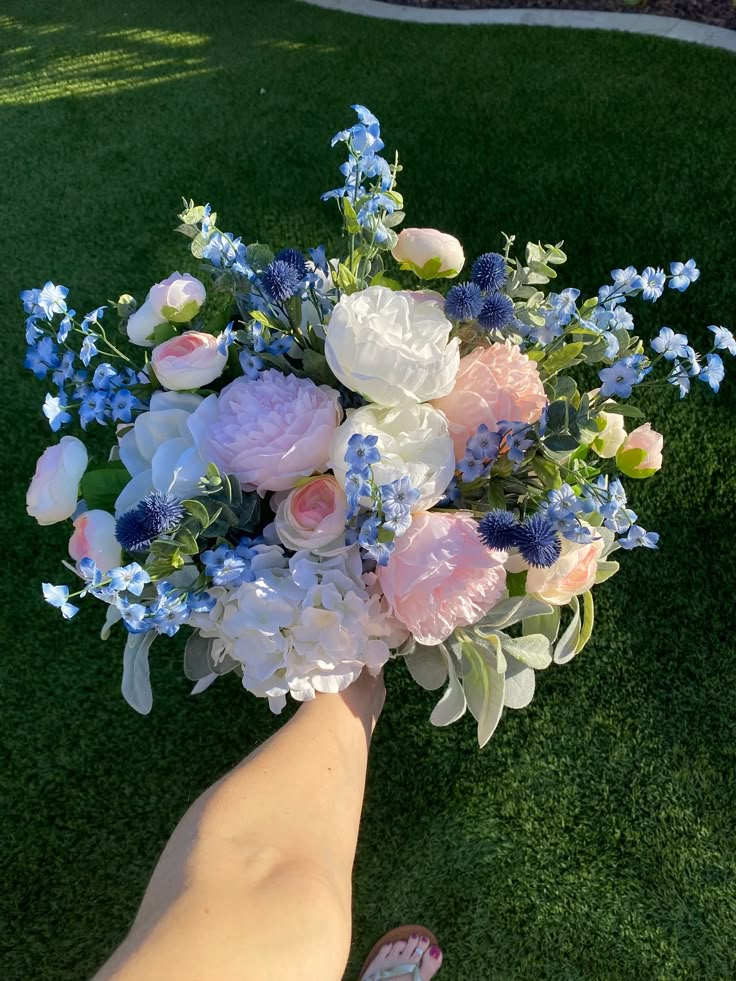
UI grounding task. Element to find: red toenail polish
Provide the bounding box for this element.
[420,936,428,943]
[429,946,441,959]
[410,933,418,939]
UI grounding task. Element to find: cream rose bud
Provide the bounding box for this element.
[68,510,122,573]
[151,331,228,391]
[274,476,349,556]
[617,423,664,478]
[325,286,459,406]
[526,532,605,606]
[591,410,627,458]
[26,436,88,526]
[392,227,465,279]
[126,272,207,347]
[330,402,455,512]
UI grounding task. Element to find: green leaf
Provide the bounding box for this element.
[182,499,210,527]
[530,454,562,490]
[595,559,620,585]
[302,348,339,387]
[246,242,274,272]
[599,401,645,419]
[183,631,216,681]
[544,434,580,453]
[334,261,359,293]
[575,590,595,655]
[523,605,561,644]
[500,633,552,670]
[554,596,581,664]
[404,643,449,692]
[462,643,506,747]
[175,527,200,555]
[542,342,584,376]
[370,273,402,290]
[80,462,131,513]
[503,658,536,709]
[429,650,467,727]
[546,398,569,433]
[152,322,177,344]
[478,595,553,630]
[506,570,527,597]
[615,446,653,479]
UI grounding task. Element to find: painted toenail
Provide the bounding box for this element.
[410,933,418,939]
[429,945,441,959]
[419,936,428,943]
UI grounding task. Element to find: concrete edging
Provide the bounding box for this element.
[300,0,736,53]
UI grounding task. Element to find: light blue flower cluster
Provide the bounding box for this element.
[322,105,397,246]
[343,434,419,566]
[23,284,145,431]
[43,553,215,636]
[539,479,658,551]
[201,535,269,587]
[458,423,502,482]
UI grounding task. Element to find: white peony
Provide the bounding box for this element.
[26,436,88,526]
[115,390,207,515]
[330,402,455,512]
[324,286,459,406]
[189,547,397,713]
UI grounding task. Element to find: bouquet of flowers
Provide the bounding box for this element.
[24,106,732,745]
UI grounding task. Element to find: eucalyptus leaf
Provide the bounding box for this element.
[404,643,449,691]
[500,633,552,670]
[503,659,536,710]
[121,630,157,715]
[554,595,581,664]
[183,498,210,527]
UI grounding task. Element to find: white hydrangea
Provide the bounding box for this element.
[190,546,402,712]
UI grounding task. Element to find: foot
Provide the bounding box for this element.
[361,933,443,980]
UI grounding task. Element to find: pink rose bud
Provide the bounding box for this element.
[392,227,465,279]
[126,272,207,347]
[151,330,228,391]
[616,423,664,479]
[377,511,507,645]
[525,532,605,606]
[68,510,122,574]
[274,475,348,555]
[26,436,88,526]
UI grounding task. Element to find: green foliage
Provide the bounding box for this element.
[80,461,131,513]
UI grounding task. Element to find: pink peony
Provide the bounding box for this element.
[274,475,349,555]
[525,534,605,606]
[188,369,342,495]
[376,511,507,645]
[432,340,547,459]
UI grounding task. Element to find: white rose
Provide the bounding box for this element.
[592,410,627,458]
[330,402,455,511]
[392,227,465,279]
[115,390,206,515]
[325,286,459,406]
[151,331,228,391]
[68,510,122,573]
[26,436,88,526]
[126,272,207,347]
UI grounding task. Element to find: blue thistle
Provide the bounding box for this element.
[472,252,507,292]
[478,292,514,331]
[514,513,562,568]
[445,282,483,322]
[275,248,307,279]
[262,259,302,302]
[115,491,185,553]
[477,510,518,550]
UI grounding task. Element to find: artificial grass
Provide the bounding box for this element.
[2,2,736,978]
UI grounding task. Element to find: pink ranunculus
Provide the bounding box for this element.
[432,340,547,459]
[274,475,349,555]
[68,510,121,573]
[616,423,663,478]
[392,228,465,279]
[525,533,605,606]
[377,511,507,645]
[151,330,228,391]
[188,369,343,495]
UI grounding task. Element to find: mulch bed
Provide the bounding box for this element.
[379,0,736,31]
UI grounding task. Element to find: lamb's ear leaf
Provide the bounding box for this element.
[404,643,449,692]
[553,596,581,664]
[121,631,157,715]
[429,649,467,727]
[503,659,536,710]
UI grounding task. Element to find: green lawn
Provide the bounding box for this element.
[2,2,736,978]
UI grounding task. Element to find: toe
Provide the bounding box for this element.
[408,935,431,963]
[420,944,443,980]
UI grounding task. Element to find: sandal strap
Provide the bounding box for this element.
[363,965,422,981]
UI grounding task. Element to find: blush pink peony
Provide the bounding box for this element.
[377,511,507,645]
[525,534,605,606]
[188,369,342,495]
[432,340,547,459]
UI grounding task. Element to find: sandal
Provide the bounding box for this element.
[358,925,440,980]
